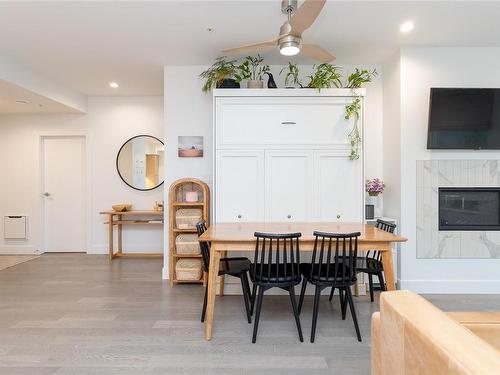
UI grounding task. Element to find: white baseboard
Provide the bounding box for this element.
[0,245,41,255]
[400,279,500,294]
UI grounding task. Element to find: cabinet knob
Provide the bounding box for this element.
[337,214,341,219]
[281,121,296,125]
[287,214,292,219]
[237,214,242,219]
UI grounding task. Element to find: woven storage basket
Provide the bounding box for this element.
[175,258,202,281]
[175,234,200,255]
[175,208,202,229]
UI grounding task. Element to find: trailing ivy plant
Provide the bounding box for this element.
[280,62,303,88]
[345,97,362,160]
[307,64,342,91]
[235,55,270,82]
[199,56,238,93]
[343,68,377,160]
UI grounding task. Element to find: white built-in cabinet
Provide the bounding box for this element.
[213,89,365,225]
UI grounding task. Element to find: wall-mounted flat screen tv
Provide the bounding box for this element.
[427,88,500,149]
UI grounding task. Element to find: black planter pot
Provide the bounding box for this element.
[217,78,240,89]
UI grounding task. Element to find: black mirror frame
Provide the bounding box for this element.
[116,134,165,191]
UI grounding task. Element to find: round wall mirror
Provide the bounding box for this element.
[116,135,164,191]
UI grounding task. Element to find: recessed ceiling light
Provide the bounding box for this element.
[109,82,119,88]
[400,21,414,33]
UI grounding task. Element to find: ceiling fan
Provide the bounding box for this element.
[222,0,334,63]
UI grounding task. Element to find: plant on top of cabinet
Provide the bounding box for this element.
[345,68,378,88]
[306,64,342,91]
[235,55,270,89]
[200,56,240,93]
[343,68,377,160]
[280,62,303,88]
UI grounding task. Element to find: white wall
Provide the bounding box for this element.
[396,47,500,293]
[163,64,384,280]
[0,96,164,254]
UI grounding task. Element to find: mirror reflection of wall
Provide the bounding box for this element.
[116,135,164,191]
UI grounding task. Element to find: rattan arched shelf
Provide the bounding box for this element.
[168,178,210,287]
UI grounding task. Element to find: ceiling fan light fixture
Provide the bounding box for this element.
[279,35,302,56]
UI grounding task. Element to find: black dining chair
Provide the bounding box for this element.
[299,231,362,343]
[250,232,304,343]
[332,219,396,303]
[196,220,253,324]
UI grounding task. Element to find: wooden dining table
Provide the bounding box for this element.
[198,222,407,340]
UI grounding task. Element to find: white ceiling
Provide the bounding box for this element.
[0,79,81,114]
[0,1,499,96]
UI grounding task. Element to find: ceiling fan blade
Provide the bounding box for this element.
[301,44,335,63]
[290,0,326,36]
[222,38,278,54]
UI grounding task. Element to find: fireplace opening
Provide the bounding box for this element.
[439,187,500,230]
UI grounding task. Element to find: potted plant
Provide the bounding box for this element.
[280,62,303,88]
[199,56,239,93]
[306,63,342,91]
[345,68,378,88]
[235,55,270,89]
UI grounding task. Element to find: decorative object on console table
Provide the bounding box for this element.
[366,178,385,218]
[169,178,210,287]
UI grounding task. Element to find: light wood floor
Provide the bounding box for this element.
[0,254,499,375]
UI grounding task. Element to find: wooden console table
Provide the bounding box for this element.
[100,210,164,260]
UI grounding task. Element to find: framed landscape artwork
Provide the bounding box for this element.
[178,136,203,157]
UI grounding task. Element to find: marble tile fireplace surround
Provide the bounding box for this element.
[417,160,500,259]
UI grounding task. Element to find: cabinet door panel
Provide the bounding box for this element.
[216,97,354,147]
[215,150,264,223]
[314,151,363,222]
[265,150,314,222]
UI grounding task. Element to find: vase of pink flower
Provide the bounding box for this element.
[365,178,385,218]
[365,178,385,196]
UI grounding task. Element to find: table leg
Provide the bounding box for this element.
[219,250,227,296]
[205,245,221,340]
[108,214,114,260]
[118,223,122,256]
[381,243,396,291]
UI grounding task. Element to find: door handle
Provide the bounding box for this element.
[43,192,51,197]
[281,121,296,125]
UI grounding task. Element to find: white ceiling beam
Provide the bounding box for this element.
[0,54,87,113]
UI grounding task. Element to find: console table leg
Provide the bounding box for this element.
[118,223,122,256]
[108,214,114,260]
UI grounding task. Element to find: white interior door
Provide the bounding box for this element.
[42,136,86,252]
[265,150,314,222]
